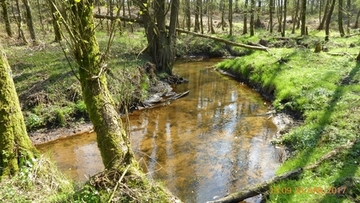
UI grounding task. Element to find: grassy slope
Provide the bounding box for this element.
[3,30,149,132]
[217,33,360,202]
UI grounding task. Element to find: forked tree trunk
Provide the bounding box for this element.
[0,47,38,177]
[1,0,12,37]
[65,0,135,169]
[137,0,179,75]
[318,0,329,30]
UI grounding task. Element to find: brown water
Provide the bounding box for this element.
[37,59,283,203]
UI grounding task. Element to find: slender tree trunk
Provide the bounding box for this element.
[209,0,215,33]
[277,0,283,33]
[127,0,133,32]
[338,0,345,37]
[269,0,274,33]
[195,0,200,32]
[185,0,191,31]
[243,0,248,34]
[292,0,300,33]
[13,0,27,43]
[325,0,336,41]
[36,0,45,37]
[22,0,37,44]
[229,0,233,36]
[282,0,287,37]
[200,0,204,34]
[300,0,306,35]
[0,46,38,177]
[318,0,329,30]
[354,10,360,28]
[346,0,350,33]
[250,0,255,36]
[48,0,62,42]
[221,0,225,31]
[1,0,12,37]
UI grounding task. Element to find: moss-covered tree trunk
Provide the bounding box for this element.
[67,0,135,169]
[0,47,38,178]
[22,0,37,44]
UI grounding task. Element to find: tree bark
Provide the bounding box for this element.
[250,0,255,36]
[185,0,191,31]
[300,0,306,35]
[269,0,274,33]
[243,0,248,34]
[282,0,287,37]
[325,0,336,41]
[0,46,38,177]
[228,0,233,36]
[195,0,201,32]
[63,0,135,169]
[1,0,12,37]
[338,0,345,37]
[47,0,62,42]
[13,0,27,43]
[22,0,37,44]
[318,0,329,30]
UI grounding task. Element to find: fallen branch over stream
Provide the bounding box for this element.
[93,15,269,52]
[207,141,355,203]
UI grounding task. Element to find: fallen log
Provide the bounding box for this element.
[93,15,269,52]
[206,168,303,203]
[208,141,354,203]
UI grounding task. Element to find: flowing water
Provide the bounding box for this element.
[37,59,283,203]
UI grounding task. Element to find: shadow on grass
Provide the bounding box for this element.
[284,62,360,202]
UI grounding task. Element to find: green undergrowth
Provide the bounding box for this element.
[217,35,360,202]
[0,155,74,202]
[5,30,150,132]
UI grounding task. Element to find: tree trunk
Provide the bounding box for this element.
[47,0,62,42]
[243,0,248,34]
[325,0,336,41]
[282,0,287,37]
[338,0,345,37]
[228,0,233,36]
[13,0,27,43]
[318,0,329,30]
[250,0,255,36]
[185,0,191,31]
[277,0,283,33]
[65,0,135,169]
[0,46,38,177]
[195,0,201,32]
[136,0,178,75]
[354,10,360,29]
[269,0,274,33]
[220,0,225,31]
[22,0,37,44]
[292,0,300,34]
[300,0,306,35]
[1,0,12,37]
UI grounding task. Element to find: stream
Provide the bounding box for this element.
[37,59,284,203]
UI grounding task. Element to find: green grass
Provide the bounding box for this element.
[216,34,360,202]
[4,30,150,131]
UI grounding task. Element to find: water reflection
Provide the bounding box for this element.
[38,60,281,203]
